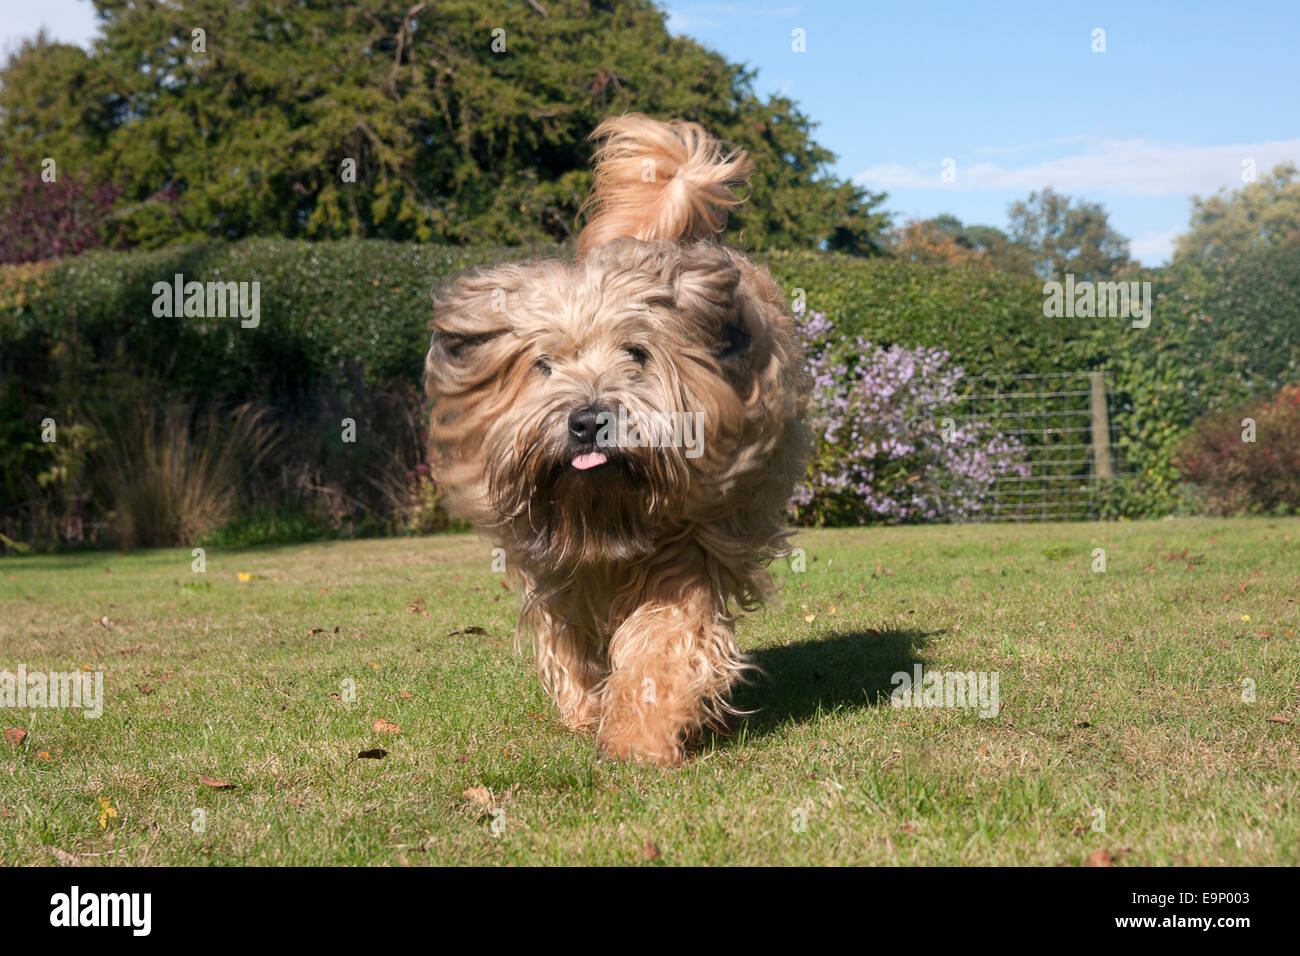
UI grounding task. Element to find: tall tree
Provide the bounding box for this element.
[1174,162,1300,267]
[919,214,1035,276]
[890,218,992,268]
[0,0,889,254]
[1007,188,1131,281]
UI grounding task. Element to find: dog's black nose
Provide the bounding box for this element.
[568,405,603,444]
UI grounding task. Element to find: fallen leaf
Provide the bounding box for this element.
[463,786,492,807]
[308,627,324,635]
[3,728,26,747]
[198,774,236,789]
[1267,714,1292,724]
[641,841,661,861]
[398,691,413,699]
[373,718,401,735]
[1085,848,1114,867]
[135,683,154,695]
[97,796,117,829]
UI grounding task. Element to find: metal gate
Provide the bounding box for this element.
[949,370,1127,521]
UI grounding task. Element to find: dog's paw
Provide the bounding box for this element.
[559,700,601,734]
[596,730,685,767]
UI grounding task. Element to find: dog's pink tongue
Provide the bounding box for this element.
[571,451,608,471]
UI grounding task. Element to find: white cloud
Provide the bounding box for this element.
[855,138,1300,197]
[1129,226,1184,264]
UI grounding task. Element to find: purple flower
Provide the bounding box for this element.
[790,311,1027,524]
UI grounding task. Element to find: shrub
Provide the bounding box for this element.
[0,159,125,264]
[387,465,459,536]
[791,312,1028,524]
[94,403,276,547]
[1174,384,1300,515]
[759,249,1088,382]
[1088,238,1300,516]
[197,508,334,549]
[0,239,505,547]
[3,236,1297,544]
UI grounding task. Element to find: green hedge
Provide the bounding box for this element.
[1,239,516,404]
[760,249,1095,379]
[4,241,1083,407]
[1079,241,1300,515]
[3,236,1297,543]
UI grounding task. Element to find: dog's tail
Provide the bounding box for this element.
[575,113,753,258]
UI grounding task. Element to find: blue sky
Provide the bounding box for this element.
[664,0,1300,263]
[6,1,1298,264]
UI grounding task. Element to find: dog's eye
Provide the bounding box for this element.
[718,319,751,359]
[534,358,552,376]
[624,345,650,366]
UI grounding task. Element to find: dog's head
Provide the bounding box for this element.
[425,238,804,571]
[424,114,807,576]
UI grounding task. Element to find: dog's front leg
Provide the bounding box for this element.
[530,600,606,733]
[597,582,743,765]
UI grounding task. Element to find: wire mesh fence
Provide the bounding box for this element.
[950,370,1128,521]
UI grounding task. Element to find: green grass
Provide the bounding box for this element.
[2,518,1297,866]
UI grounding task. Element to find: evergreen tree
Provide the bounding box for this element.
[0,1,889,253]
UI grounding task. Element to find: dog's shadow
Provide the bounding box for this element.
[720,627,941,744]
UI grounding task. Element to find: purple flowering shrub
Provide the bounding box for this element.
[0,159,125,265]
[791,311,1028,525]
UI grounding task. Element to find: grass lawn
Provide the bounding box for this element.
[1,517,1297,866]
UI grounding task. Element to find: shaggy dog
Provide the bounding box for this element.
[424,114,809,764]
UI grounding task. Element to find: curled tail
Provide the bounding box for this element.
[575,113,753,258]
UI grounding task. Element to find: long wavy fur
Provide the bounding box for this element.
[576,114,753,256]
[424,115,808,765]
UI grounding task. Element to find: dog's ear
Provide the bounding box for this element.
[671,244,739,317]
[670,245,754,370]
[425,264,541,397]
[669,242,739,328]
